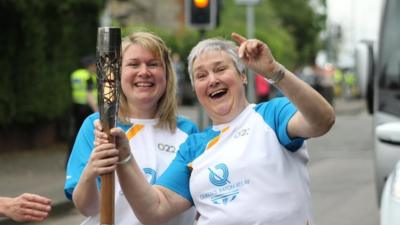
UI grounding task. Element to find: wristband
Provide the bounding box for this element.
[116,153,132,165]
[266,63,286,85]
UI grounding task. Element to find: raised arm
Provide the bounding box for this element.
[232,32,335,138]
[94,121,191,225]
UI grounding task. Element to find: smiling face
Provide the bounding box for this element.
[121,44,167,118]
[192,50,248,124]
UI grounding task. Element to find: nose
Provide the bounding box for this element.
[137,64,150,77]
[208,73,219,87]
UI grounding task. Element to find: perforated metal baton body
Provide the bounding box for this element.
[96,27,121,225]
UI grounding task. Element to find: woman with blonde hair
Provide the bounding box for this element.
[65,31,198,225]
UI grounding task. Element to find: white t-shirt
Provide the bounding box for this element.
[65,113,198,225]
[158,98,313,225]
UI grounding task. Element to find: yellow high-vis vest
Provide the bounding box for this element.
[71,69,97,104]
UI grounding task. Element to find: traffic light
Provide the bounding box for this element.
[185,0,218,30]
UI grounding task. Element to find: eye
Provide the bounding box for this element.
[215,66,226,73]
[195,72,207,80]
[148,61,162,68]
[127,62,139,68]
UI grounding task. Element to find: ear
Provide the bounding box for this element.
[241,73,247,85]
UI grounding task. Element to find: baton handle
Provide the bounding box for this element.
[96,27,121,225]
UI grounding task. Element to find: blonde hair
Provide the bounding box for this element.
[118,31,177,131]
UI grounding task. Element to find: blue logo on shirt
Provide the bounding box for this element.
[203,163,249,205]
[208,163,230,186]
[143,168,157,184]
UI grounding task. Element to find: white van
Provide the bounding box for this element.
[356,0,400,211]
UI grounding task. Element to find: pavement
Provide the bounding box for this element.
[333,96,367,116]
[0,143,74,225]
[0,105,199,225]
[0,98,367,224]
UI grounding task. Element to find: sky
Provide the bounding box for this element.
[327,0,383,40]
[326,0,384,67]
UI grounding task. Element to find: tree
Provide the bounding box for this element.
[0,0,104,149]
[269,0,326,65]
[0,0,104,126]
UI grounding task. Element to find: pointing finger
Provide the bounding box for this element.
[237,41,247,58]
[231,33,247,45]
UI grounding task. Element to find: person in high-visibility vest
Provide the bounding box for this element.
[333,67,344,97]
[344,70,357,98]
[68,55,97,163]
[71,55,97,113]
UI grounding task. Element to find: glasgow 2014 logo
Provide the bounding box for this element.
[208,163,230,186]
[205,163,249,205]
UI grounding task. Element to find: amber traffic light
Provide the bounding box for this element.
[185,0,217,29]
[194,0,209,8]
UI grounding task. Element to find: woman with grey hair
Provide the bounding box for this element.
[94,32,335,225]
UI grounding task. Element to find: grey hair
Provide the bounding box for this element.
[187,38,246,86]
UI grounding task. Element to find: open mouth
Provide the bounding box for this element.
[209,89,228,99]
[135,82,154,87]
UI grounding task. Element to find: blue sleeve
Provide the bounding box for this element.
[156,137,195,204]
[64,113,99,200]
[255,97,304,151]
[177,116,199,135]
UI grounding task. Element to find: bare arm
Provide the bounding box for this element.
[94,122,192,225]
[116,157,192,225]
[0,193,51,222]
[232,32,335,138]
[72,141,119,216]
[274,69,335,138]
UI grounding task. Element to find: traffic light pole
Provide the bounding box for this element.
[246,4,256,103]
[184,0,219,129]
[236,0,259,103]
[199,29,206,41]
[197,29,211,130]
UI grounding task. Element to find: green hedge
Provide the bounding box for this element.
[0,0,103,126]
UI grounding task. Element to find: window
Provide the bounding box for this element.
[378,0,400,117]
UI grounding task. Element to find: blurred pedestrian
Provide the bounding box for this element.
[68,55,98,164]
[303,63,334,106]
[318,64,335,105]
[344,69,357,98]
[255,74,271,102]
[333,67,344,97]
[65,31,198,225]
[0,193,52,222]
